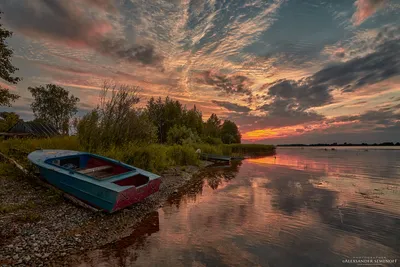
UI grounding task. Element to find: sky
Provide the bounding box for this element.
[0,0,399,144]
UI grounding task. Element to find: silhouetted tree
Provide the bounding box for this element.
[28,84,79,135]
[204,113,221,138]
[220,120,241,144]
[0,111,20,131]
[0,12,20,106]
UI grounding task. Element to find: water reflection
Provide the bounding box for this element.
[74,148,400,267]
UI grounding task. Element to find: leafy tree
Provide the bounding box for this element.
[204,113,221,138]
[167,125,200,145]
[183,105,203,135]
[146,96,186,143]
[0,88,19,106]
[28,84,79,135]
[77,82,157,150]
[0,111,20,132]
[0,12,21,106]
[220,120,241,144]
[146,97,166,143]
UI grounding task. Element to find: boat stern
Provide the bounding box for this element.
[112,178,161,212]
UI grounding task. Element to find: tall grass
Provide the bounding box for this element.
[190,143,275,157]
[0,137,199,174]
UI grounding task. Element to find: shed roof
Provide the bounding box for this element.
[7,121,60,137]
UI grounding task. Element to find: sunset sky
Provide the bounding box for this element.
[0,0,399,144]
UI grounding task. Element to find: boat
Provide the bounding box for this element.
[200,153,231,162]
[27,149,161,213]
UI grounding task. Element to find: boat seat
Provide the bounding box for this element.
[78,165,113,175]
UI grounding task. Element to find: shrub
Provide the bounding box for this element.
[167,125,200,145]
[166,145,198,166]
[77,82,157,151]
[202,136,223,145]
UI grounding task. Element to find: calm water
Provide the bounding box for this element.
[76,148,400,267]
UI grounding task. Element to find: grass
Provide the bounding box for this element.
[0,201,36,214]
[15,212,41,223]
[191,143,275,157]
[0,136,275,174]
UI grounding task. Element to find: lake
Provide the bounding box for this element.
[75,147,400,267]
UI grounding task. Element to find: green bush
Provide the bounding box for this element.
[166,145,198,166]
[202,136,223,145]
[167,125,200,145]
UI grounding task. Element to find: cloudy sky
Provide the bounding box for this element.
[0,0,399,144]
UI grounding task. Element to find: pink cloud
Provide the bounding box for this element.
[352,0,387,26]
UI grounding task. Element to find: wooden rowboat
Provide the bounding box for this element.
[28,149,161,213]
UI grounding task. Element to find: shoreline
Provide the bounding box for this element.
[0,159,214,266]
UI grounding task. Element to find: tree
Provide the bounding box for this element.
[0,111,20,132]
[167,125,200,145]
[0,12,21,106]
[0,88,19,106]
[77,81,157,150]
[146,96,186,143]
[28,84,79,135]
[146,97,166,143]
[220,120,241,144]
[204,113,221,138]
[183,105,203,135]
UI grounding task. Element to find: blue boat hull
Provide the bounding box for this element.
[28,149,161,213]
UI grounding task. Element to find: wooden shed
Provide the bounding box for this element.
[0,121,60,139]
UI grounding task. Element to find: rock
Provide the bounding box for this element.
[33,242,38,247]
[24,256,31,262]
[13,254,19,260]
[173,189,178,194]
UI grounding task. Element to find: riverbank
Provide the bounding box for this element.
[0,157,213,266]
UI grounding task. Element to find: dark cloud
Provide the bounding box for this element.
[313,39,400,92]
[1,0,162,66]
[82,0,116,11]
[352,0,387,26]
[258,36,399,124]
[198,71,252,97]
[259,99,324,121]
[211,100,251,113]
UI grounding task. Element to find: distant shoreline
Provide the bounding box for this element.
[277,143,400,147]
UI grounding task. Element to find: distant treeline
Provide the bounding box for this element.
[278,142,400,147]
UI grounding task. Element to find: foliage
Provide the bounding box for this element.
[0,12,21,85]
[204,113,221,138]
[166,145,198,166]
[77,81,157,150]
[146,97,203,143]
[167,125,200,145]
[224,144,275,156]
[28,84,79,135]
[0,13,21,106]
[0,111,20,131]
[202,136,223,145]
[220,120,241,144]
[0,87,20,107]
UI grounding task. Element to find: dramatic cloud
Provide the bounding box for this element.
[81,0,117,12]
[1,0,162,65]
[314,39,400,92]
[352,0,387,26]
[211,100,251,113]
[197,71,253,97]
[260,36,399,120]
[1,0,399,143]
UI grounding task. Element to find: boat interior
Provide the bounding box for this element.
[47,154,150,187]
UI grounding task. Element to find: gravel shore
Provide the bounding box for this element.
[0,160,213,266]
